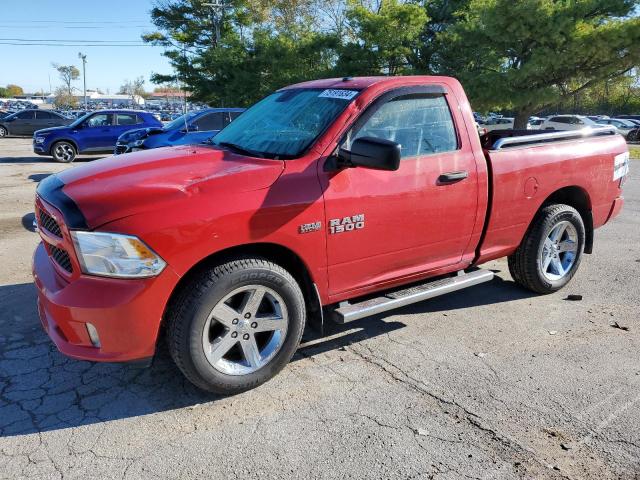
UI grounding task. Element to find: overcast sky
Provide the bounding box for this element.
[0,0,172,94]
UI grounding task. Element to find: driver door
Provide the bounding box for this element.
[81,113,115,151]
[319,86,480,297]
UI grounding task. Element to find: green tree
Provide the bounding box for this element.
[439,0,640,128]
[0,87,7,98]
[6,84,24,96]
[143,0,338,106]
[336,0,429,76]
[52,64,80,95]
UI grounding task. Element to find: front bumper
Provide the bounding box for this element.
[33,242,180,363]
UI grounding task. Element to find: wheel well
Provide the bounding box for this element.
[49,139,78,155]
[160,243,321,336]
[541,186,594,253]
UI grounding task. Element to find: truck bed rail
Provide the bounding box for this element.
[490,126,617,150]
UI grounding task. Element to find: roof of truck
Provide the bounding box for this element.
[281,76,456,91]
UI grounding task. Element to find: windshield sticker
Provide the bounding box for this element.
[318,89,358,101]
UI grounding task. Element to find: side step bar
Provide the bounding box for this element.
[333,269,494,324]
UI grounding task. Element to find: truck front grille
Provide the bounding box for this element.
[48,244,73,273]
[38,208,62,237]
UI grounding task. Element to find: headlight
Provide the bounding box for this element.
[35,137,45,144]
[70,231,166,278]
[133,139,144,147]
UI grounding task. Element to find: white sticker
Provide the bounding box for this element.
[318,89,358,100]
[613,152,630,181]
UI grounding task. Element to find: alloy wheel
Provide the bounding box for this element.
[201,285,289,376]
[540,221,579,281]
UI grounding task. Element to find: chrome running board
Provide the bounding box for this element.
[333,269,494,324]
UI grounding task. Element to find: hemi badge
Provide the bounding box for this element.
[299,221,321,234]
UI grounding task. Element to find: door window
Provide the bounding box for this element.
[16,111,34,119]
[194,112,224,131]
[343,93,458,158]
[116,113,138,125]
[86,113,114,127]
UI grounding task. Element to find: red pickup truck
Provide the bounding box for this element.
[33,76,629,393]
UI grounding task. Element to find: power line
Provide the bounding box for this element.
[0,38,147,43]
[0,20,151,24]
[0,42,157,47]
[0,25,152,29]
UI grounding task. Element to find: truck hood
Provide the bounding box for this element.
[41,145,284,229]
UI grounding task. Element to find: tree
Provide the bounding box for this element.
[53,86,78,108]
[119,76,146,105]
[438,0,640,128]
[336,0,429,76]
[5,84,24,96]
[52,64,80,95]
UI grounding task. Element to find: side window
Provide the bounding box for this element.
[36,111,53,119]
[194,112,225,131]
[16,111,34,120]
[86,113,114,127]
[229,111,243,122]
[572,117,584,125]
[116,113,138,125]
[344,93,458,158]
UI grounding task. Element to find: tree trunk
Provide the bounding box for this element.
[513,110,531,130]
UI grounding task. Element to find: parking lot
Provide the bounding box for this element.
[0,137,638,479]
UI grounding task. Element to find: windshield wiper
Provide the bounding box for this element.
[216,141,265,158]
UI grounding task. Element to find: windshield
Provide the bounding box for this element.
[69,112,95,128]
[164,111,200,131]
[212,88,359,159]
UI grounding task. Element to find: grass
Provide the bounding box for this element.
[629,144,640,159]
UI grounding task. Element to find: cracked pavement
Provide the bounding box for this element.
[1,138,639,479]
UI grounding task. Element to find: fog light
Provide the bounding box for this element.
[86,323,101,348]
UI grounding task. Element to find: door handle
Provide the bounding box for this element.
[438,171,468,184]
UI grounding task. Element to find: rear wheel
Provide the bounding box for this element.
[167,257,306,394]
[0,126,7,137]
[508,204,585,294]
[51,141,76,163]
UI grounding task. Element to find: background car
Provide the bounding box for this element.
[115,107,245,154]
[480,117,514,132]
[528,117,546,129]
[0,109,71,137]
[595,118,638,139]
[33,109,162,162]
[539,115,598,131]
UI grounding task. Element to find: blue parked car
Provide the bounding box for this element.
[114,108,245,154]
[33,110,162,162]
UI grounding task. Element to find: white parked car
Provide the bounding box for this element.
[528,117,545,130]
[596,118,638,139]
[481,117,514,132]
[539,115,598,131]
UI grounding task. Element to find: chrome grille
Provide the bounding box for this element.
[48,244,73,273]
[38,208,62,237]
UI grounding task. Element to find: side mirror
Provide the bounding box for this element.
[338,136,401,171]
[182,124,198,133]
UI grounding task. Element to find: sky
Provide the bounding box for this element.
[0,0,172,94]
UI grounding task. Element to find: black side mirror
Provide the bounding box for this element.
[337,136,401,171]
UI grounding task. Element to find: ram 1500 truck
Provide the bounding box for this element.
[33,76,629,394]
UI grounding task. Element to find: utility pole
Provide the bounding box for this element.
[202,1,230,46]
[78,52,87,110]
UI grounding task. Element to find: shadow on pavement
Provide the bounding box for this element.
[28,173,53,183]
[0,274,532,437]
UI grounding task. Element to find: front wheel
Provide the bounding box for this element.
[167,258,306,394]
[0,126,7,137]
[51,141,76,163]
[508,204,585,294]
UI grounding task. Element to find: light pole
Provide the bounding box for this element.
[78,52,87,110]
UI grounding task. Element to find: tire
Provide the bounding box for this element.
[508,204,585,294]
[51,141,76,163]
[167,257,306,394]
[0,126,7,137]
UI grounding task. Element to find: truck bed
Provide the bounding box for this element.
[476,127,628,264]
